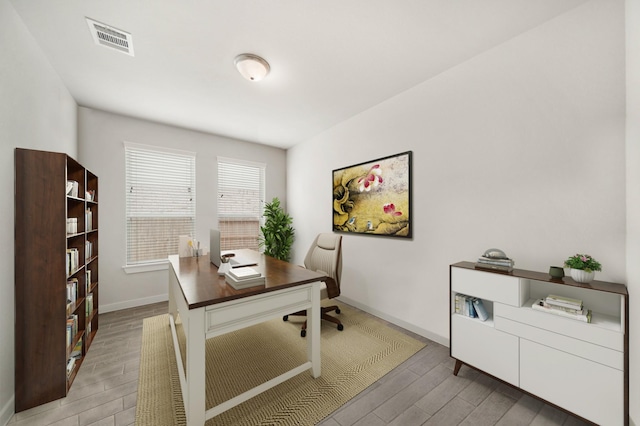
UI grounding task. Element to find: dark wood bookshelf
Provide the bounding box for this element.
[15,148,99,412]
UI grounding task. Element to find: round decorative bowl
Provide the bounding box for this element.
[570,269,595,283]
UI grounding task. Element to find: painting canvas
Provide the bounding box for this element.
[333,151,412,238]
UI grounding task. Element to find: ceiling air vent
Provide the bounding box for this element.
[86,17,134,56]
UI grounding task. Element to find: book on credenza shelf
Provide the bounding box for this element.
[545,294,583,310]
[225,272,265,290]
[532,299,592,323]
[472,298,489,321]
[228,267,261,280]
[454,293,489,322]
[541,301,585,315]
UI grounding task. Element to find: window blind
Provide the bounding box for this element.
[125,144,196,265]
[217,157,265,251]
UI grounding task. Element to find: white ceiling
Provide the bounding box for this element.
[10,0,588,149]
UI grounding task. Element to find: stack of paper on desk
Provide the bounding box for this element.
[225,267,265,289]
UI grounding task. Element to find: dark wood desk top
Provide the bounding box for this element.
[169,250,335,310]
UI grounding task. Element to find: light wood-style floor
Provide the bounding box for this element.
[8,301,590,426]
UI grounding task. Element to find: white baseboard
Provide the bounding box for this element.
[336,295,450,347]
[100,294,168,313]
[1,395,14,426]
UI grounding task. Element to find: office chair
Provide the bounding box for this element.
[283,233,343,337]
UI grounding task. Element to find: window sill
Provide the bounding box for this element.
[123,260,169,274]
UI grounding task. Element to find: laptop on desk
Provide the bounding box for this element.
[209,228,257,268]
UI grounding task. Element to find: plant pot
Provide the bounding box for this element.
[570,269,595,283]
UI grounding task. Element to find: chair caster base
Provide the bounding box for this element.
[301,329,306,338]
[337,324,344,331]
[283,315,289,321]
[335,308,341,314]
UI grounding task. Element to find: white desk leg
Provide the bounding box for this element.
[186,307,206,425]
[168,268,177,320]
[307,281,321,378]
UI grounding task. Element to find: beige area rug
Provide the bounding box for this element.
[135,303,426,426]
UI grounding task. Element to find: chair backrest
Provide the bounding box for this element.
[304,233,342,289]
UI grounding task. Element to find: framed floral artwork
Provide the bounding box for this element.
[332,151,412,238]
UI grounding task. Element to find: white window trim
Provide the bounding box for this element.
[123,141,196,270]
[122,260,169,274]
[124,141,196,157]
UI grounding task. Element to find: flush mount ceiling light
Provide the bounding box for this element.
[234,54,270,81]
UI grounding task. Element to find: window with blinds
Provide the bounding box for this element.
[125,143,196,265]
[217,157,265,251]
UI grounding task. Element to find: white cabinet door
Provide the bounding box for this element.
[451,314,519,386]
[520,339,623,426]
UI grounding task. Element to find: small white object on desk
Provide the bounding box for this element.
[225,269,265,289]
[228,267,261,280]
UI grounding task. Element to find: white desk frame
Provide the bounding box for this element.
[168,260,321,425]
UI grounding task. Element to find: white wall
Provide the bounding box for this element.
[626,1,639,424]
[0,0,78,423]
[288,0,626,348]
[78,108,287,312]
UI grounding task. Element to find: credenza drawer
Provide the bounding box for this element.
[520,339,623,426]
[495,315,623,370]
[451,267,521,306]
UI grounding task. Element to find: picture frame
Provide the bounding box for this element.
[332,151,412,238]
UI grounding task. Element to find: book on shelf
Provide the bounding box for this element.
[85,270,91,293]
[66,248,79,275]
[66,358,76,377]
[541,300,585,315]
[86,293,94,318]
[475,263,513,272]
[85,240,93,260]
[477,256,514,266]
[225,273,265,290]
[472,298,489,321]
[457,294,476,317]
[454,293,489,321]
[66,217,78,234]
[67,314,79,347]
[545,294,583,310]
[70,338,83,360]
[532,299,592,323]
[66,278,78,305]
[66,180,79,198]
[475,256,514,272]
[85,208,92,231]
[228,267,261,280]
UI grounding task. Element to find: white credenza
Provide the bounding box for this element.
[450,261,628,426]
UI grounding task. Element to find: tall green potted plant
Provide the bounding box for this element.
[259,197,295,261]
